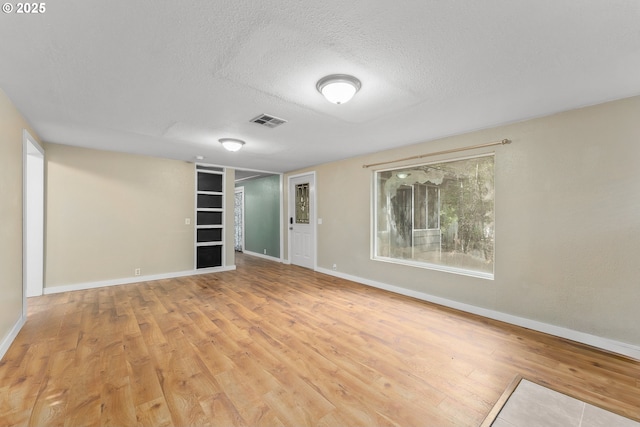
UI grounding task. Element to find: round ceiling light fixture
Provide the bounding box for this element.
[219,138,245,152]
[316,74,361,104]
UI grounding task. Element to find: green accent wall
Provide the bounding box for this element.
[237,175,280,257]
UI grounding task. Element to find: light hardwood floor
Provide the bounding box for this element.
[1,254,639,426]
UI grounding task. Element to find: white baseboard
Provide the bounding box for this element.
[43,265,236,295]
[315,267,640,361]
[242,250,283,263]
[0,314,26,361]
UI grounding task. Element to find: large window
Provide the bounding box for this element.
[374,154,495,279]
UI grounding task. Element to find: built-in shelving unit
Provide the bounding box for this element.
[195,165,224,268]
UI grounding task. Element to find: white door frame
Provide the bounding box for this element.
[279,174,284,263]
[234,186,245,252]
[287,171,317,269]
[22,130,45,305]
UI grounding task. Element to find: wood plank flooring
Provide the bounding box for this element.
[1,254,639,426]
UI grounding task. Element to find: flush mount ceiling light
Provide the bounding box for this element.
[316,74,361,104]
[219,138,245,152]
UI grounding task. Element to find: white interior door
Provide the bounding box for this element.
[289,173,315,269]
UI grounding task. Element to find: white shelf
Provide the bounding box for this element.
[197,190,223,196]
[196,241,223,247]
[196,208,223,212]
[197,169,224,175]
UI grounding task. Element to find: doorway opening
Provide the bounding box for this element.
[234,187,245,252]
[23,130,45,306]
[234,169,283,262]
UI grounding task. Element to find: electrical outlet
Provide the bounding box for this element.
[134,268,141,276]
[263,249,267,254]
[332,264,337,271]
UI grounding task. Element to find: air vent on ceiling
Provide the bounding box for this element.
[250,113,287,128]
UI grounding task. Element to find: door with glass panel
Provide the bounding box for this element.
[289,174,315,269]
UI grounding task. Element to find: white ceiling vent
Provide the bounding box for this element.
[250,114,287,129]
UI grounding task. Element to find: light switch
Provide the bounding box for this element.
[318,218,323,225]
[185,218,191,225]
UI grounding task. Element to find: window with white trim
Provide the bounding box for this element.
[373,154,495,279]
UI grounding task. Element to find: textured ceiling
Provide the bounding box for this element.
[1,0,639,173]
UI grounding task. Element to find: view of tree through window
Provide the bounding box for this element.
[374,155,494,278]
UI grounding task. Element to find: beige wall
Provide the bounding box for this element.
[45,144,196,287]
[0,89,41,347]
[285,95,640,347]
